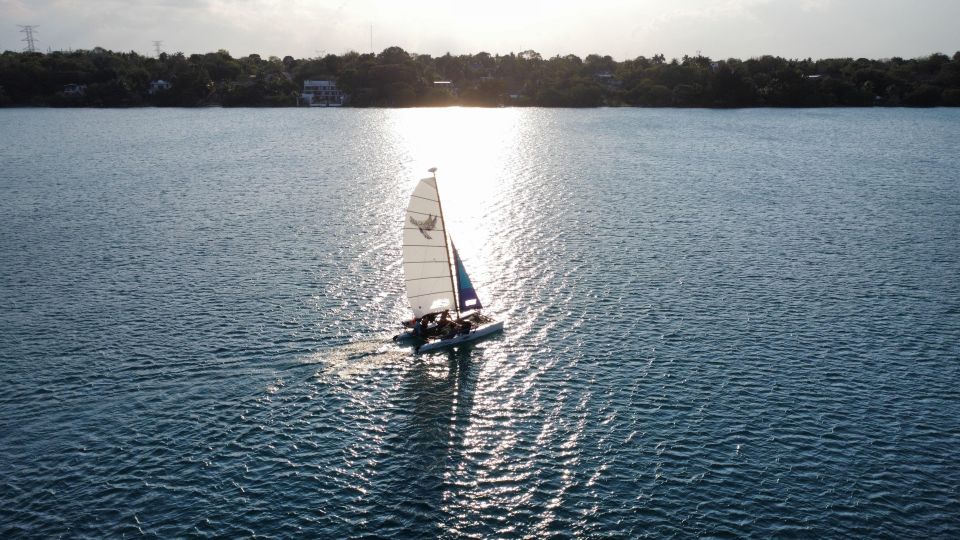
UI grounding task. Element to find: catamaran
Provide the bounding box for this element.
[395,168,504,353]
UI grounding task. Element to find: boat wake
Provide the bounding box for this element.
[302,338,409,379]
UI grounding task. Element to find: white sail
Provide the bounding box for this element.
[402,176,455,318]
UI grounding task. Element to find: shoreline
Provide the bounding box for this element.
[3,47,958,108]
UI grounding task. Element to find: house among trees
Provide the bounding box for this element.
[63,83,86,96]
[593,72,619,90]
[149,80,172,95]
[301,80,345,106]
[432,81,458,96]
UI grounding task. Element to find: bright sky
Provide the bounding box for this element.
[3,0,958,60]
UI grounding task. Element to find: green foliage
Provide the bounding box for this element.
[461,78,505,106]
[420,86,457,107]
[902,84,942,106]
[1,47,958,108]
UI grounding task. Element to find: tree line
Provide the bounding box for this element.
[1,46,958,107]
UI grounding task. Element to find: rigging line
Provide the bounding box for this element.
[406,209,443,217]
[408,291,455,299]
[405,275,451,282]
[433,177,459,317]
[402,244,449,248]
[409,194,439,203]
[402,226,446,232]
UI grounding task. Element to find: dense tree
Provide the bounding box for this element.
[1,47,958,108]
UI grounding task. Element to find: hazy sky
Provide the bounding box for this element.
[3,0,958,60]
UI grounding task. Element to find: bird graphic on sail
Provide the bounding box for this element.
[409,214,438,239]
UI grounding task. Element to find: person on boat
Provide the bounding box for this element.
[413,316,430,338]
[436,310,456,338]
[436,310,451,330]
[418,312,440,337]
[412,317,422,337]
[440,321,459,339]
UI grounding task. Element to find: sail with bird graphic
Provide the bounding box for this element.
[402,175,456,318]
[397,168,503,353]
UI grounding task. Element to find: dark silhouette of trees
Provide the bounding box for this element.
[1,46,959,108]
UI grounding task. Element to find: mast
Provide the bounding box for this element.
[431,167,460,318]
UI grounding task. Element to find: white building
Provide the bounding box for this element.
[63,83,87,96]
[148,80,172,95]
[432,80,458,96]
[302,80,345,106]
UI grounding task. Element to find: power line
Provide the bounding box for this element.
[18,25,38,53]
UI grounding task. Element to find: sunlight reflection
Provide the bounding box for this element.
[304,339,409,381]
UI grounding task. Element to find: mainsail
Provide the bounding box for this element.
[402,176,456,318]
[453,242,483,313]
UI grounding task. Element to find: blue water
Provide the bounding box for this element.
[1,107,959,538]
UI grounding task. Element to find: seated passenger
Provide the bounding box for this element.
[413,317,426,338]
[441,321,458,339]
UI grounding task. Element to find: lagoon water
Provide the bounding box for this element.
[1,107,959,538]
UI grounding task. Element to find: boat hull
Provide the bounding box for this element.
[392,322,436,342]
[416,320,504,353]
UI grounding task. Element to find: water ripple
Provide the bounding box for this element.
[1,108,959,537]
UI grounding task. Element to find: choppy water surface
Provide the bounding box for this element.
[1,107,959,538]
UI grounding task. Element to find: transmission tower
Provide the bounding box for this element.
[18,25,38,52]
[152,40,163,56]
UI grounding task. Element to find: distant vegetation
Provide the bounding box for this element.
[1,46,959,107]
